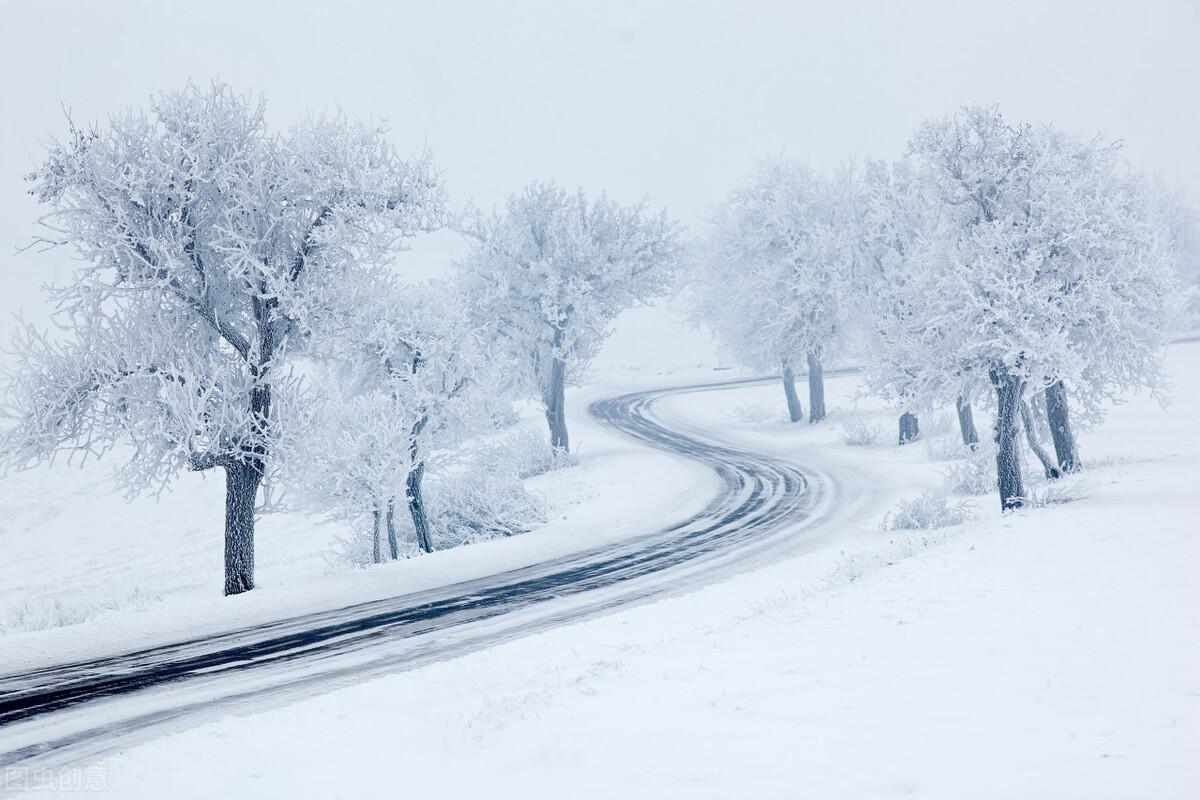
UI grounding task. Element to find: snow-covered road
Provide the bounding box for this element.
[0,373,864,781]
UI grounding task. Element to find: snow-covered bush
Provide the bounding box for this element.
[328,436,548,567]
[839,416,882,446]
[925,434,970,462]
[729,404,784,425]
[473,426,575,481]
[427,470,546,548]
[941,448,997,496]
[0,586,159,635]
[882,491,974,531]
[328,523,387,569]
[1025,480,1090,508]
[922,412,957,438]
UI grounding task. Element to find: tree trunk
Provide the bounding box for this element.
[386,496,399,560]
[990,367,1026,511]
[782,363,804,423]
[224,303,274,596]
[371,504,383,564]
[406,414,434,555]
[898,412,920,445]
[1044,381,1081,474]
[407,462,432,554]
[955,395,979,450]
[806,352,826,423]
[1021,400,1062,480]
[223,460,261,596]
[544,355,569,454]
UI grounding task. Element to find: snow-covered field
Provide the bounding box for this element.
[12,338,1197,799]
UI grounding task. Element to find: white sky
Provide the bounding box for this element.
[1,0,1197,328]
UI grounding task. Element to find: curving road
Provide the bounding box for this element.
[0,374,854,778]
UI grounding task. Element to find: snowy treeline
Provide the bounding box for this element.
[0,84,677,594]
[691,106,1188,510]
[0,87,1193,595]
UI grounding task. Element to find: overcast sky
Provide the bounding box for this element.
[1,0,1197,328]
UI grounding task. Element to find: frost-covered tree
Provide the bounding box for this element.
[291,279,489,558]
[868,106,1180,510]
[692,159,856,423]
[458,182,681,453]
[0,84,443,593]
[858,158,962,447]
[1153,181,1200,326]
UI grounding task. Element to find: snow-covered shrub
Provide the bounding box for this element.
[1025,480,1090,508]
[729,404,783,425]
[925,434,969,462]
[428,470,546,548]
[474,426,575,480]
[922,412,957,438]
[941,448,996,495]
[882,491,974,531]
[327,524,383,569]
[840,415,881,446]
[1,587,158,635]
[326,424,551,567]
[1,597,96,634]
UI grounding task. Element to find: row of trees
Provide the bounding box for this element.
[692,106,1189,510]
[0,84,681,594]
[1,87,1191,594]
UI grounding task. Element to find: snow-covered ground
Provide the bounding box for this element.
[13,338,1198,799]
[0,385,725,672]
[0,311,730,672]
[0,293,718,652]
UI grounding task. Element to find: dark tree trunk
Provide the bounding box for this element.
[1044,381,1081,474]
[806,352,826,423]
[225,296,276,595]
[1021,400,1062,480]
[898,412,920,445]
[544,354,569,454]
[371,504,383,564]
[407,414,433,554]
[386,497,399,560]
[782,363,804,423]
[407,463,432,554]
[223,460,261,596]
[990,367,1026,512]
[955,395,979,450]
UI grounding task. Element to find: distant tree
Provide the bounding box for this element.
[1,84,443,593]
[851,160,941,445]
[692,159,856,423]
[1153,181,1200,325]
[458,182,681,453]
[867,107,1180,509]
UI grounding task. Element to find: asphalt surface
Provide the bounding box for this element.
[0,374,846,777]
